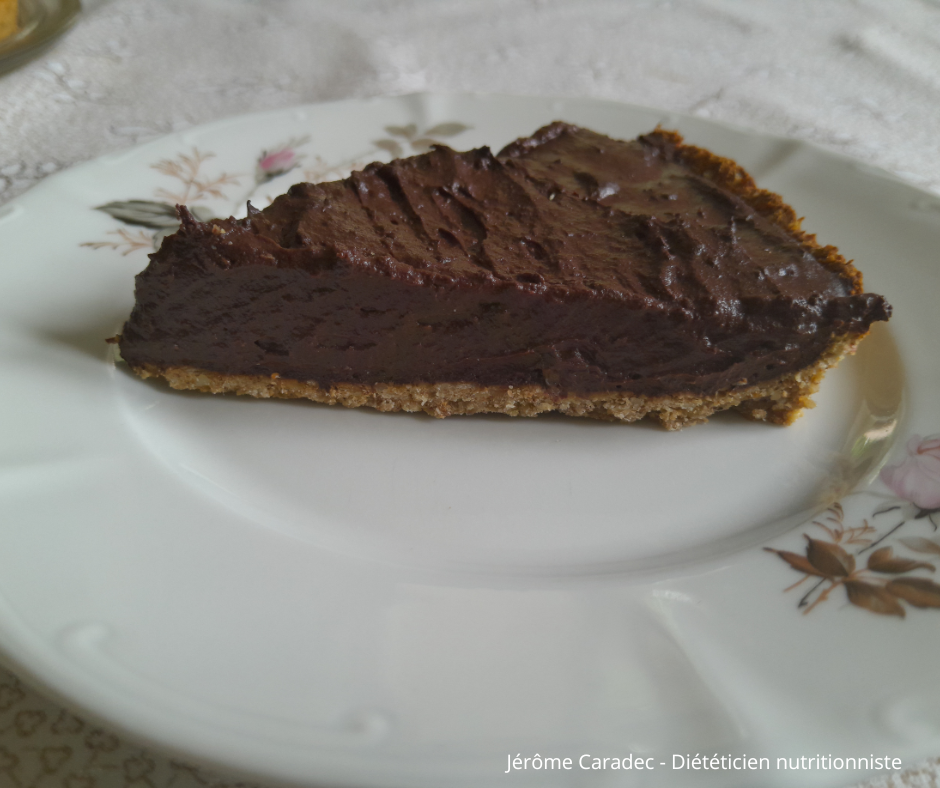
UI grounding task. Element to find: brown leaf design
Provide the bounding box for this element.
[373,139,404,158]
[805,536,855,577]
[900,537,940,556]
[845,520,878,546]
[424,122,470,137]
[844,580,905,617]
[80,228,154,256]
[384,124,417,139]
[764,548,827,577]
[867,546,935,574]
[813,503,844,540]
[410,138,438,153]
[886,578,940,608]
[149,148,238,204]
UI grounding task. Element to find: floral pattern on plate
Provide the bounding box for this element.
[82,122,472,254]
[767,433,940,616]
[81,147,240,254]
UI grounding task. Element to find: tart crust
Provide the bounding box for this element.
[129,333,860,430]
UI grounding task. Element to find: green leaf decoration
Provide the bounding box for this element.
[95,200,180,229]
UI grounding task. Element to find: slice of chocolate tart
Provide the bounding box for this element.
[117,123,890,429]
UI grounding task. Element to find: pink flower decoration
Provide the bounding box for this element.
[258,148,297,178]
[880,434,940,510]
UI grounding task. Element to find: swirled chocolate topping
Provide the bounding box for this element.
[119,123,890,407]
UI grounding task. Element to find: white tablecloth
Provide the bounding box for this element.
[1,1,939,786]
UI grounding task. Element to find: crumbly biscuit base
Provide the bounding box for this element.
[129,334,861,430]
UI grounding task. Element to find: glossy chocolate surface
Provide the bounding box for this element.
[119,124,891,396]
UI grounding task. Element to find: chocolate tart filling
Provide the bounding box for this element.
[118,124,890,427]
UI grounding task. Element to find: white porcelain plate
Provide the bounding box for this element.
[1,94,939,788]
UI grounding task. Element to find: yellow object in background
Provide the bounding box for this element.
[0,0,17,41]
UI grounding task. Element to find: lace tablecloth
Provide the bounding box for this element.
[2,1,939,786]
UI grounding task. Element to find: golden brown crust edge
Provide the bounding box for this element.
[650,129,865,294]
[129,333,860,430]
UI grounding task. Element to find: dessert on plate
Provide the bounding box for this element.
[117,123,891,429]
